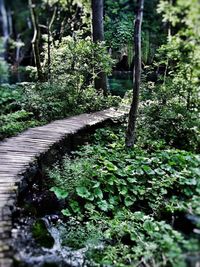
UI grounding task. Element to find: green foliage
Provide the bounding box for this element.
[49,127,200,266]
[138,100,199,152]
[50,128,200,217]
[0,38,120,139]
[156,0,200,106]
[0,110,40,139]
[0,84,42,139]
[0,82,119,139]
[0,85,22,115]
[137,0,200,152]
[32,220,54,248]
[104,0,135,51]
[0,85,41,139]
[104,0,165,64]
[86,211,191,267]
[61,219,101,249]
[19,82,119,121]
[48,36,113,87]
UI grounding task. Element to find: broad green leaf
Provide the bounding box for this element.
[92,181,101,188]
[70,201,80,213]
[109,196,119,205]
[142,165,155,175]
[97,200,109,211]
[103,160,118,171]
[134,169,144,175]
[155,168,166,175]
[84,203,95,211]
[133,211,145,220]
[120,186,128,195]
[61,209,71,217]
[76,186,91,199]
[94,188,103,199]
[143,220,158,234]
[50,187,68,199]
[124,196,135,207]
[127,178,137,183]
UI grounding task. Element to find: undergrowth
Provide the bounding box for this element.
[48,127,200,266]
[0,85,120,140]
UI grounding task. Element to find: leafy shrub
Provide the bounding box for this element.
[20,83,120,122]
[86,210,193,267]
[138,100,200,152]
[0,38,120,139]
[49,127,200,266]
[17,38,120,122]
[0,110,40,139]
[0,85,23,115]
[48,36,113,89]
[49,128,200,216]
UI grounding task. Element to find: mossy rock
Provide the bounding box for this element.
[32,219,54,248]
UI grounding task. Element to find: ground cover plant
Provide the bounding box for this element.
[0,83,119,140]
[0,38,120,140]
[49,127,200,266]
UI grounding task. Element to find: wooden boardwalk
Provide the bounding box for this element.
[0,108,126,267]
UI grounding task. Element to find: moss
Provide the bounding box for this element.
[32,219,54,249]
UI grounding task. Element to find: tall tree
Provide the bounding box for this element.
[91,0,107,94]
[29,0,44,81]
[125,0,144,147]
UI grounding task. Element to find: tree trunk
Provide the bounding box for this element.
[46,3,57,81]
[92,0,104,42]
[91,0,108,95]
[125,0,144,147]
[29,0,44,82]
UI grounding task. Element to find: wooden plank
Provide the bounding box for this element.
[0,108,127,264]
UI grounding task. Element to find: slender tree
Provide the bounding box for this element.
[125,0,144,147]
[91,0,107,94]
[29,0,44,81]
[46,2,57,81]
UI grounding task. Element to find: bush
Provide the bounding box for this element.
[18,37,120,122]
[47,36,114,90]
[0,110,40,139]
[0,38,121,139]
[138,100,200,152]
[49,127,200,266]
[20,83,120,122]
[0,85,23,115]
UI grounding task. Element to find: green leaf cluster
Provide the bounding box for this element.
[49,127,200,266]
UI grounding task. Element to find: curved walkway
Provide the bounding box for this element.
[0,108,127,267]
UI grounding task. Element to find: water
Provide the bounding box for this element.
[12,217,88,267]
[0,0,9,53]
[10,174,200,267]
[0,1,28,84]
[0,56,9,82]
[108,72,133,97]
[0,0,9,83]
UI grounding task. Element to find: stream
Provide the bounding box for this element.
[12,216,89,267]
[10,164,107,267]
[10,169,200,267]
